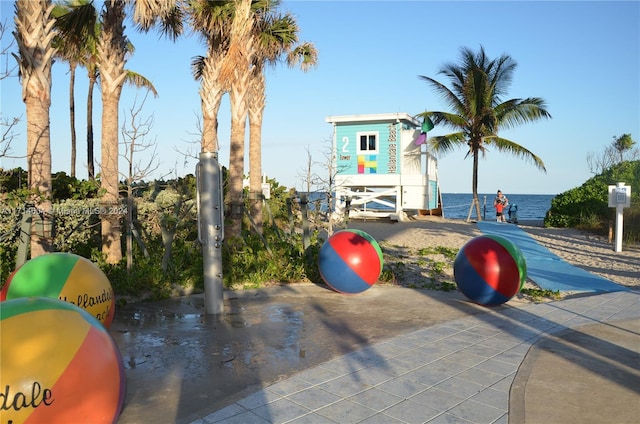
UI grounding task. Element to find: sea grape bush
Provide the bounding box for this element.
[545,161,639,241]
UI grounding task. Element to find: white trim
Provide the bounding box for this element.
[356,131,379,155]
[325,112,420,127]
[335,174,400,186]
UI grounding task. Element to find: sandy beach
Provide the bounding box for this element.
[346,216,639,297]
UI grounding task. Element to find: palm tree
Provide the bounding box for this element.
[219,0,254,239]
[51,26,79,178]
[52,0,98,179]
[612,134,635,163]
[190,0,260,241]
[52,0,98,180]
[189,0,315,238]
[417,46,551,221]
[97,0,182,264]
[86,45,98,180]
[247,12,317,231]
[13,0,56,257]
[189,0,236,153]
[54,1,160,184]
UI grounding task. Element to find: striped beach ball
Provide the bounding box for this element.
[0,297,126,424]
[1,253,115,328]
[318,229,383,294]
[454,235,527,306]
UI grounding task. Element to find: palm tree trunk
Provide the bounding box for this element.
[248,70,265,233]
[227,84,248,239]
[201,99,221,153]
[25,96,53,256]
[100,90,123,263]
[472,150,482,221]
[200,51,224,153]
[69,62,77,178]
[223,0,253,239]
[14,0,55,257]
[87,73,95,180]
[98,1,127,264]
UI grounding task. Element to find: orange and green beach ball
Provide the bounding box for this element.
[0,297,126,424]
[1,252,115,328]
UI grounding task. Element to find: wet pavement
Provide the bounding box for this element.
[110,285,640,424]
[110,284,490,424]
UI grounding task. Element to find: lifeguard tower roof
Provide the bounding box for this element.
[326,113,420,127]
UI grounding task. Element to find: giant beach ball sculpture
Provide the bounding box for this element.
[0,297,126,423]
[453,235,527,306]
[318,229,383,294]
[1,252,115,328]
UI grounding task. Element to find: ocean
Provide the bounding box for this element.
[303,192,555,222]
[441,193,555,222]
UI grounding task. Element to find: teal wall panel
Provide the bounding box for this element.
[429,180,439,209]
[335,122,400,175]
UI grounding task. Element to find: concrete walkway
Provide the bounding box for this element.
[191,291,640,424]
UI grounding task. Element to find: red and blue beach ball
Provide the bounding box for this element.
[0,297,126,423]
[318,229,383,294]
[1,252,115,328]
[454,235,527,306]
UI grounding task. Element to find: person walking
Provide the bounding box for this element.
[493,190,509,222]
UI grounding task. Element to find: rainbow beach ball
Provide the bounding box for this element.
[1,252,115,328]
[0,297,126,423]
[318,229,383,294]
[453,235,527,306]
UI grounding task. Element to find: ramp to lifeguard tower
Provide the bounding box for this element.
[476,221,629,293]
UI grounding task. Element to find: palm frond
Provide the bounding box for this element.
[287,42,318,71]
[428,132,468,156]
[124,70,158,98]
[415,111,467,131]
[418,75,464,116]
[191,55,205,80]
[256,12,298,62]
[53,1,98,60]
[133,0,183,40]
[495,97,552,129]
[484,135,547,172]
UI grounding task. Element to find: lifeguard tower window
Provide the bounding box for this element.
[357,132,378,154]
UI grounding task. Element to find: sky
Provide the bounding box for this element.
[1,0,639,196]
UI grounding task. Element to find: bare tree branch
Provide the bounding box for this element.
[0,19,21,161]
[119,92,168,270]
[295,144,322,194]
[0,20,18,81]
[586,134,639,175]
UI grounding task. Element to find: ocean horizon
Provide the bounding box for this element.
[441,193,554,221]
[302,192,555,222]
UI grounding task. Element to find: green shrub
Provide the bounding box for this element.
[222,227,318,289]
[545,161,639,239]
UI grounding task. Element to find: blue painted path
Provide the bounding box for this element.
[476,221,629,293]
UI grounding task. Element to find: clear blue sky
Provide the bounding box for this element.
[1,1,639,195]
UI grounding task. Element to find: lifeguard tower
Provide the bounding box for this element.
[326,113,440,220]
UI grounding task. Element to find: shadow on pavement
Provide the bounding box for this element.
[111,284,488,424]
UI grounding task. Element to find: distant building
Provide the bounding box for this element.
[326,113,440,220]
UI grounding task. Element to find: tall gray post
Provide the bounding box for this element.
[196,152,224,314]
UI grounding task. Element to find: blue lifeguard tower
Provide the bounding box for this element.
[326,113,440,220]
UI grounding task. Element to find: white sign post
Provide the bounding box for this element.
[607,182,631,253]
